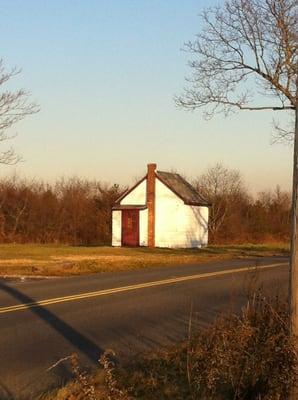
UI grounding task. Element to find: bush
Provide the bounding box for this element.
[42,293,297,400]
[119,293,296,400]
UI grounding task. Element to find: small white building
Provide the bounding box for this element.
[112,164,209,248]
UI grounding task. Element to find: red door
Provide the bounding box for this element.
[122,209,139,246]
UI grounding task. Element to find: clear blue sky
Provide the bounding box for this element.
[0,0,293,192]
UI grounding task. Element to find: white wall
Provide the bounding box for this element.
[121,180,146,205]
[112,177,208,248]
[139,209,148,246]
[112,210,121,246]
[155,179,209,248]
[186,205,209,247]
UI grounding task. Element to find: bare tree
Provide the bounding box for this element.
[177,0,296,115]
[0,59,39,164]
[177,0,297,390]
[195,163,246,240]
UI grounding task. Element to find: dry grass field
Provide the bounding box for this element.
[0,243,289,277]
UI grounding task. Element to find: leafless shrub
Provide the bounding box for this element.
[40,292,296,400]
[117,294,296,400]
[99,350,130,400]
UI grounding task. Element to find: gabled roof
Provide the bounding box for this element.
[113,170,209,207]
[156,171,209,206]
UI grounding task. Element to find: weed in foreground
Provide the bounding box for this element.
[118,293,296,400]
[41,293,296,400]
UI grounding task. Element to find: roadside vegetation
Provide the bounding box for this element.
[0,243,288,277]
[0,165,290,277]
[38,292,296,400]
[0,165,291,247]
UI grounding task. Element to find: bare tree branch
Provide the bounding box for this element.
[176,0,297,135]
[177,4,298,393]
[271,115,295,143]
[0,59,39,165]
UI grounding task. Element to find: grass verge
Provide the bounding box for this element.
[0,242,289,277]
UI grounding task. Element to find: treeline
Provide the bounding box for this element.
[0,165,291,245]
[195,164,291,244]
[0,177,122,245]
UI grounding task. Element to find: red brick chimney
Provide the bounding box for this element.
[147,163,156,248]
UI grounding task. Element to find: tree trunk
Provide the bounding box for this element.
[290,103,298,397]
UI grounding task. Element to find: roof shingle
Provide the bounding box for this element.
[156,171,209,206]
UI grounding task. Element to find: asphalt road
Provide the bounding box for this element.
[0,257,289,399]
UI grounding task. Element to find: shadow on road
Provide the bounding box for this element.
[0,282,103,363]
[0,262,288,399]
[0,281,103,399]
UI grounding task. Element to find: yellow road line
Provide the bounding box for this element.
[0,263,287,314]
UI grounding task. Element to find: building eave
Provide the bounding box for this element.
[112,204,147,210]
[184,201,211,207]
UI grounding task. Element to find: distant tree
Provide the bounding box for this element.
[251,186,291,241]
[195,163,247,242]
[0,59,39,164]
[177,0,297,377]
[0,177,123,245]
